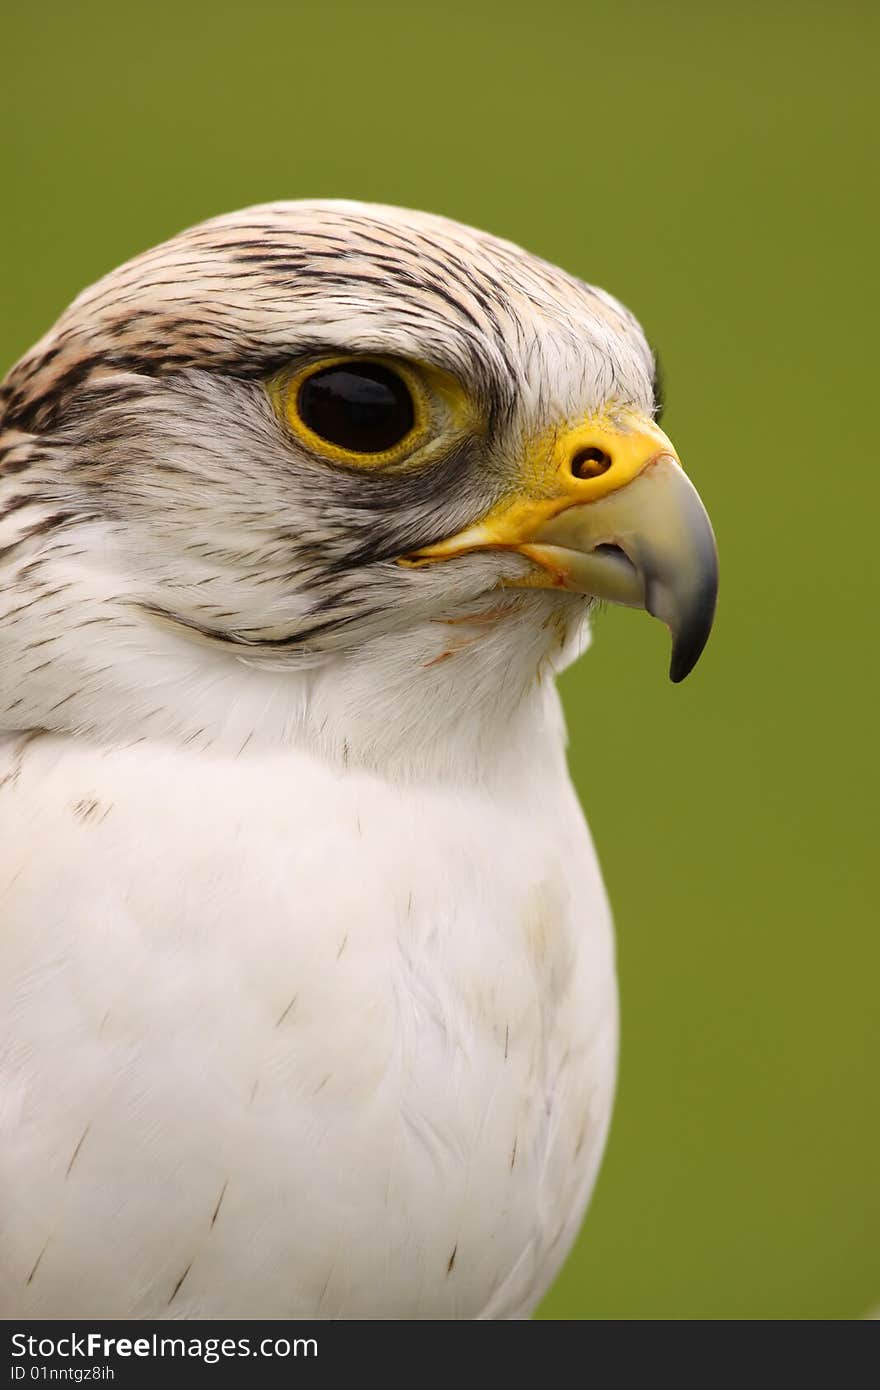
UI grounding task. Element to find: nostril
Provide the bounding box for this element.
[570,446,613,480]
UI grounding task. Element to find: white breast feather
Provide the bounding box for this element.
[0,688,617,1319]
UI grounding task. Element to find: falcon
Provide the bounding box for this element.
[0,202,717,1319]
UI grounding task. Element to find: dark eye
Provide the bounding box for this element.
[297,361,416,454]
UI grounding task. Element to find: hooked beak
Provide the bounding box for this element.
[403,411,718,682]
[522,455,717,681]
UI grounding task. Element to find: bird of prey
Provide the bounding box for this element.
[0,202,717,1320]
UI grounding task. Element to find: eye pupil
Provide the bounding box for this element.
[297,362,415,454]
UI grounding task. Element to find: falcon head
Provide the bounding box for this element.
[0,202,717,765]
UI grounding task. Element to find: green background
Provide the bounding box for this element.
[2,0,876,1320]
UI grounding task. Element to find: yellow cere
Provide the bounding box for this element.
[405,408,679,563]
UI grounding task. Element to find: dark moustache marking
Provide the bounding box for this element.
[320,447,493,570]
[133,599,387,652]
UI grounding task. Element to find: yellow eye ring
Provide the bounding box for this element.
[269,355,431,468]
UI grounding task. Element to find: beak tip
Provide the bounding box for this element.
[668,659,693,685]
[667,602,717,683]
[647,573,717,685]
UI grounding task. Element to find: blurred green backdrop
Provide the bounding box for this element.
[2,0,876,1320]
